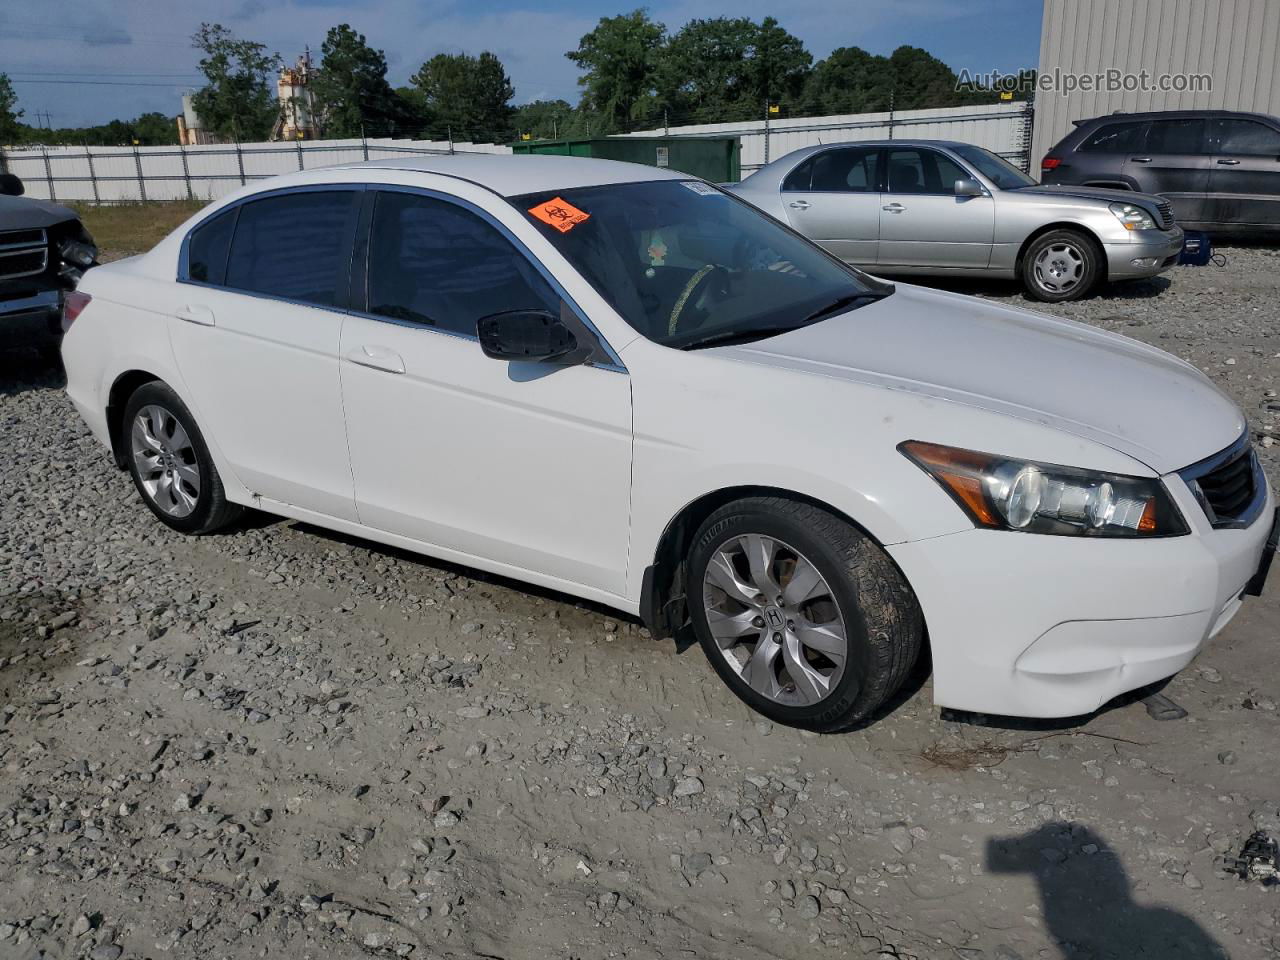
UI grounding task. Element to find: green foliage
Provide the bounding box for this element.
[802,44,1009,116]
[190,22,282,141]
[0,73,22,144]
[512,99,577,141]
[312,24,410,138]
[410,52,515,143]
[566,9,666,133]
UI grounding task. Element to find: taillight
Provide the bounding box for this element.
[1040,156,1062,172]
[62,290,92,332]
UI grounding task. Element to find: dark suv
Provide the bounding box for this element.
[1041,110,1280,238]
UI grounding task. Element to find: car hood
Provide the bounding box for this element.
[1013,183,1167,216]
[714,284,1243,475]
[0,195,81,230]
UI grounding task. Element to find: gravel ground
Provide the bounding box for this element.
[2,250,1279,960]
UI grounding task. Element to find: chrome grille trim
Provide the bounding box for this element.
[1178,433,1267,529]
[0,228,49,281]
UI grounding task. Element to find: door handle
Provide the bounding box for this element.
[882,203,906,213]
[175,304,215,326]
[788,200,810,209]
[345,345,405,375]
[1216,158,1241,165]
[1129,156,1152,163]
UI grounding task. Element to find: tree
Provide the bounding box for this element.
[190,23,282,141]
[312,24,408,138]
[512,99,575,140]
[658,18,757,123]
[409,52,514,143]
[131,112,180,145]
[0,73,22,145]
[566,10,665,133]
[800,46,894,115]
[743,17,811,112]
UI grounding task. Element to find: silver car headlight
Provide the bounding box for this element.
[1108,201,1157,231]
[899,441,1189,537]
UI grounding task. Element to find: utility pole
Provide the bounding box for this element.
[763,100,771,165]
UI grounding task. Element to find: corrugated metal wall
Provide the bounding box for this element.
[625,102,1032,176]
[1034,0,1280,164]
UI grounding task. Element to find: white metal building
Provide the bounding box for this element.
[1033,0,1280,164]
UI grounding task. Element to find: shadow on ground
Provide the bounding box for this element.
[987,822,1229,960]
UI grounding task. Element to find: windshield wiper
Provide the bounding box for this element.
[799,291,889,325]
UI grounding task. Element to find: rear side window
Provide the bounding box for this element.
[1078,121,1147,153]
[809,148,880,192]
[1213,118,1280,156]
[365,191,559,337]
[186,208,236,284]
[781,157,814,191]
[225,191,358,307]
[1144,118,1208,154]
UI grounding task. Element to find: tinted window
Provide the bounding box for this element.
[1214,118,1280,156]
[781,157,814,191]
[949,144,1035,189]
[1145,118,1208,154]
[885,149,969,194]
[187,208,236,284]
[1079,121,1147,153]
[225,191,357,307]
[367,191,559,336]
[808,148,880,192]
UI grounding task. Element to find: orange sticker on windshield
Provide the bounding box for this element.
[528,196,590,233]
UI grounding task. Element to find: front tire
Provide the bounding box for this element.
[123,381,242,534]
[687,497,923,732]
[1021,229,1101,302]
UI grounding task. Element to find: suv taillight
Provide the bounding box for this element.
[62,290,92,332]
[1040,156,1062,172]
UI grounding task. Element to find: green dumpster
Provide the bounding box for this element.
[511,136,741,184]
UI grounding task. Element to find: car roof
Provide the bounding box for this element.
[1073,109,1280,126]
[322,153,691,197]
[742,139,986,181]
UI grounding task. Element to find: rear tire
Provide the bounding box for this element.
[687,497,923,732]
[1021,229,1101,302]
[123,381,242,534]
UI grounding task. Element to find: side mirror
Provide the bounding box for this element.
[955,177,984,198]
[477,309,578,363]
[0,173,24,197]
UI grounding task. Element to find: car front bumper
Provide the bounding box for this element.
[0,287,61,323]
[1104,226,1185,280]
[887,468,1274,718]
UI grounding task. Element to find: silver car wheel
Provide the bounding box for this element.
[1032,242,1085,293]
[701,534,848,707]
[131,404,201,518]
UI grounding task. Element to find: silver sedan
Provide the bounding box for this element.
[729,139,1185,302]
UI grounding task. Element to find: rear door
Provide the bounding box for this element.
[1205,116,1280,230]
[779,146,882,263]
[1124,117,1213,225]
[877,147,994,269]
[170,187,361,520]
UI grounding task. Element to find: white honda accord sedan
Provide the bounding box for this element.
[62,155,1275,730]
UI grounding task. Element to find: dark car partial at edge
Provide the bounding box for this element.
[1041,110,1280,238]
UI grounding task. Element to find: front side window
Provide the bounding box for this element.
[366,191,559,336]
[948,144,1035,189]
[1079,121,1147,154]
[225,190,358,307]
[1213,118,1280,156]
[885,149,969,195]
[514,180,890,350]
[1145,118,1208,155]
[186,208,236,285]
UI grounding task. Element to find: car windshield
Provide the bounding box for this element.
[949,144,1036,190]
[512,180,891,350]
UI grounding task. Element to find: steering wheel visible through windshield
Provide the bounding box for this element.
[513,180,892,350]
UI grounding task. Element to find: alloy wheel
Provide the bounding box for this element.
[701,534,848,706]
[1032,242,1085,294]
[131,404,201,518]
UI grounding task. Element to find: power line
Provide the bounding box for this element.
[9,71,202,79]
[9,79,195,88]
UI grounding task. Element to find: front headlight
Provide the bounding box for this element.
[899,441,1188,537]
[59,238,98,269]
[1108,201,1157,231]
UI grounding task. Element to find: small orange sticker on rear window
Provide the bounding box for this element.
[528,197,590,233]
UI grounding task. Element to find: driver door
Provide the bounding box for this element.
[877,147,994,269]
[339,189,633,596]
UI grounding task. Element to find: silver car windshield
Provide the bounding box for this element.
[949,144,1037,190]
[513,180,891,350]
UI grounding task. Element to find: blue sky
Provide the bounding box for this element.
[1,0,1042,131]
